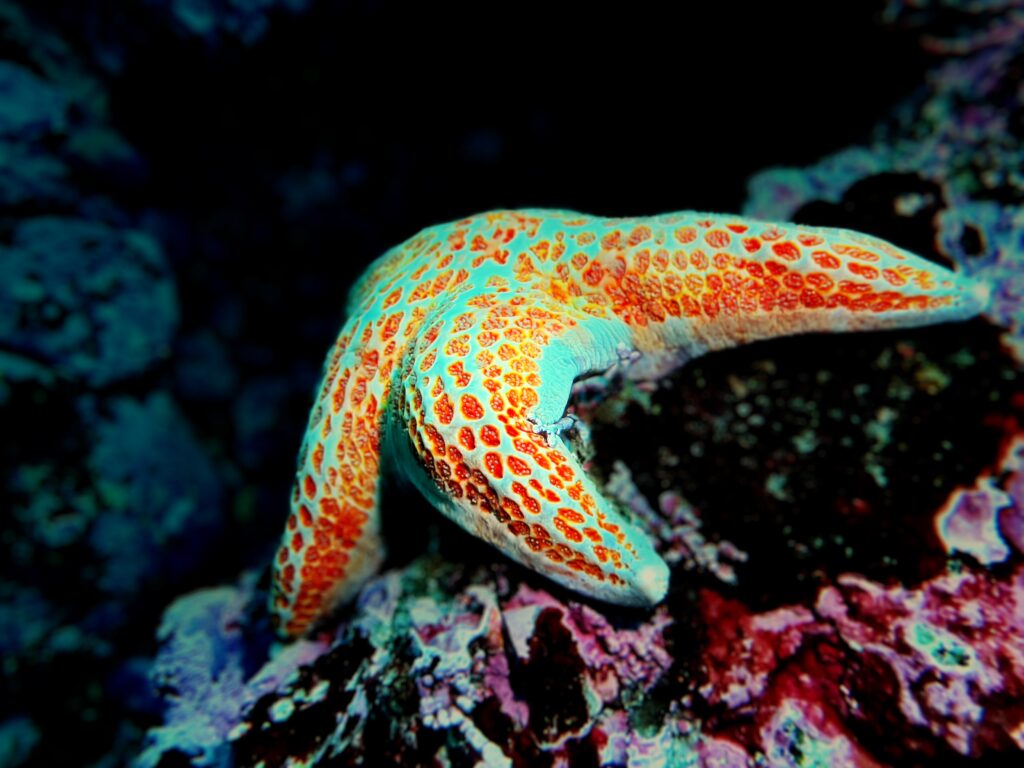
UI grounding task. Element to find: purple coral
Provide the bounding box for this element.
[139,572,326,767]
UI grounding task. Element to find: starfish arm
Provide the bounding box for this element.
[269,313,388,637]
[575,213,990,362]
[393,293,669,607]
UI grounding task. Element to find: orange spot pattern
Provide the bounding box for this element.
[272,209,975,637]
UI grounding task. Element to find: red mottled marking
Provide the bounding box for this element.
[520,388,539,408]
[484,452,504,479]
[382,312,404,341]
[458,427,476,450]
[601,231,622,249]
[445,335,471,357]
[554,517,584,543]
[419,350,437,371]
[448,230,466,250]
[705,229,731,248]
[434,393,454,425]
[559,507,586,524]
[506,455,532,476]
[801,289,825,308]
[838,280,871,294]
[849,262,880,280]
[883,268,908,286]
[806,273,834,291]
[674,227,697,244]
[303,474,316,499]
[812,251,841,269]
[447,361,472,387]
[410,282,433,302]
[835,244,880,262]
[783,273,803,290]
[628,226,652,246]
[531,240,551,260]
[460,394,485,420]
[502,497,523,518]
[424,424,446,453]
[771,242,801,261]
[582,263,605,286]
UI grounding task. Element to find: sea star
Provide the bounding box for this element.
[270,209,989,637]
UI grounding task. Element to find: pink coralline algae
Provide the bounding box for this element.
[504,583,673,710]
[697,567,1024,763]
[223,562,680,766]
[136,555,683,766]
[818,568,1024,756]
[138,572,329,768]
[935,434,1024,565]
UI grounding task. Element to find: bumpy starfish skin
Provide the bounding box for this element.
[270,209,989,637]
